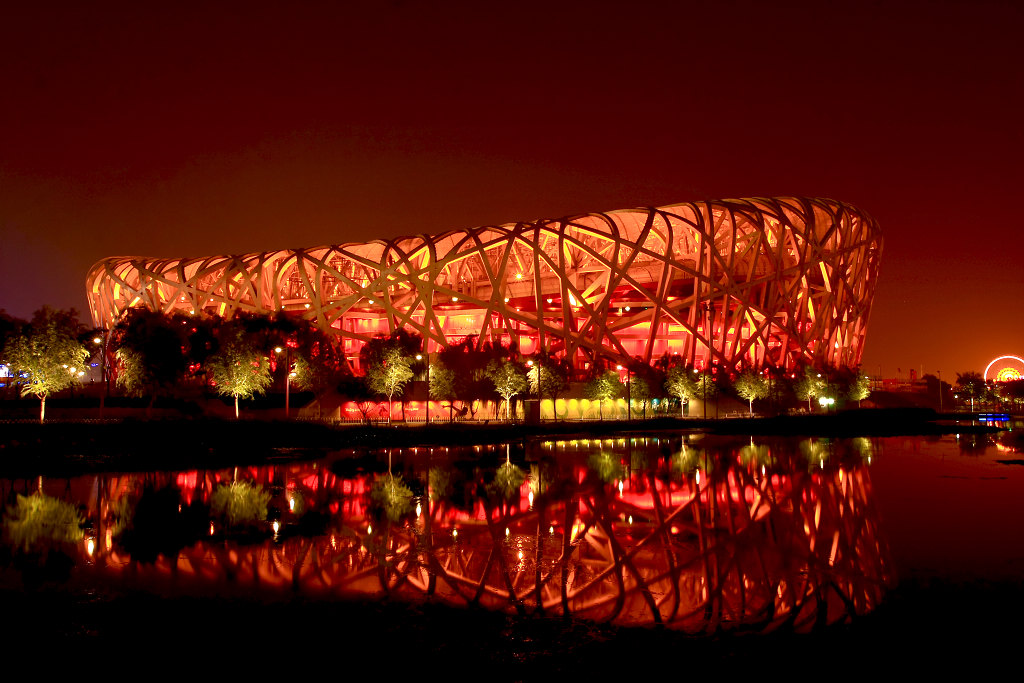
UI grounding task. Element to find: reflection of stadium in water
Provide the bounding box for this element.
[6,436,893,633]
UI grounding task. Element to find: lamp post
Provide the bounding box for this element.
[275,346,291,419]
[416,353,429,423]
[526,359,539,422]
[694,367,706,420]
[617,364,632,420]
[937,369,943,412]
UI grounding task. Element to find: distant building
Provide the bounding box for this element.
[86,196,882,374]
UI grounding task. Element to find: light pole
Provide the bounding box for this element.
[417,353,429,423]
[693,367,706,420]
[526,359,540,422]
[937,369,943,412]
[275,346,291,419]
[617,364,632,420]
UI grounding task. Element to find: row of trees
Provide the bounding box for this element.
[1,307,348,422]
[9,306,1015,422]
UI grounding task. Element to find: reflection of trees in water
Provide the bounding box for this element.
[61,436,892,633]
[3,493,83,551]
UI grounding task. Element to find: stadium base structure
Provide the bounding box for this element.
[87,196,882,374]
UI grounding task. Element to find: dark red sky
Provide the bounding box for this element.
[2,0,1021,378]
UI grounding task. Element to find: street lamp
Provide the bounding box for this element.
[417,353,429,423]
[694,367,706,420]
[616,364,632,420]
[526,359,539,421]
[275,346,291,419]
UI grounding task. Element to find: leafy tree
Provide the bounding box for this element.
[734,370,769,415]
[338,374,378,422]
[365,345,414,421]
[2,307,89,422]
[111,309,189,414]
[485,358,529,422]
[290,328,347,395]
[3,493,84,551]
[955,371,986,411]
[370,473,414,522]
[359,328,422,370]
[664,365,698,417]
[527,357,570,419]
[428,361,458,422]
[627,374,652,418]
[207,326,273,418]
[211,481,270,529]
[847,371,872,406]
[1000,379,1024,409]
[793,366,827,411]
[585,370,624,420]
[692,369,719,403]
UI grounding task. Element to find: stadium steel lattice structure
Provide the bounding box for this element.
[86,196,882,373]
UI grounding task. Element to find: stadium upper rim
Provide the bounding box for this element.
[86,196,883,374]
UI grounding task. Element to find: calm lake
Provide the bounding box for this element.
[2,425,1022,672]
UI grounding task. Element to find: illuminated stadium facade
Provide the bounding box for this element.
[87,197,882,374]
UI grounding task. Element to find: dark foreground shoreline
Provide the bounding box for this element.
[0,408,1008,477]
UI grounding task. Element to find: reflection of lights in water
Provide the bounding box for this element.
[288,497,295,512]
[105,528,112,550]
[209,522,215,536]
[528,491,534,506]
[86,537,95,557]
[178,504,182,513]
[415,501,422,517]
[695,471,701,486]
[617,481,623,495]
[52,441,893,633]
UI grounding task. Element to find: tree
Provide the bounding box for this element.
[847,371,871,406]
[365,345,414,421]
[691,370,719,416]
[664,365,698,417]
[2,307,89,423]
[527,356,569,417]
[111,309,188,415]
[485,358,529,422]
[734,370,769,415]
[290,327,347,396]
[428,361,458,422]
[1000,379,1024,410]
[585,370,624,420]
[793,366,827,411]
[337,374,378,422]
[439,335,517,418]
[628,374,651,418]
[207,327,273,418]
[955,371,986,411]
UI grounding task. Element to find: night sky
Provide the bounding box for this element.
[1,0,1021,378]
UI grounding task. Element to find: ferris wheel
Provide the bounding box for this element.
[984,355,1024,382]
